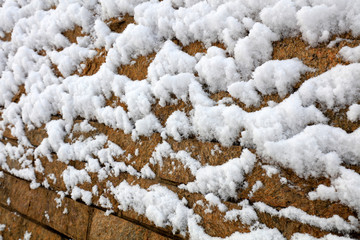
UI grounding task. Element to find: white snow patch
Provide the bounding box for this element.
[347,104,360,122]
[254,202,359,233]
[182,149,256,200]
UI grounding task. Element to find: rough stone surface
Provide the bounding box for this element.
[1,10,360,239]
[89,209,170,240]
[0,173,90,240]
[0,206,62,240]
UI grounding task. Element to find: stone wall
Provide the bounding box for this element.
[1,10,360,240]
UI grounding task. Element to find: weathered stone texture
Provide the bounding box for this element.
[89,209,170,240]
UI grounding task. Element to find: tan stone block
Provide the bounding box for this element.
[2,176,32,214]
[156,158,195,184]
[0,206,62,240]
[169,138,243,166]
[25,126,48,147]
[0,175,11,205]
[243,164,356,220]
[0,173,90,240]
[4,157,23,174]
[105,177,250,239]
[46,194,90,240]
[176,190,250,238]
[89,208,171,240]
[96,177,183,237]
[90,122,161,172]
[256,211,328,240]
[37,155,68,191]
[2,128,17,141]
[25,188,49,222]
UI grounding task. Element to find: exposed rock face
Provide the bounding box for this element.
[1,2,360,240]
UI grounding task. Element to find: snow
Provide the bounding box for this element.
[182,149,256,200]
[195,46,239,92]
[148,40,196,84]
[44,211,50,222]
[98,195,113,209]
[224,200,258,225]
[309,167,360,215]
[133,113,162,138]
[291,233,356,240]
[234,23,279,79]
[110,180,191,235]
[150,141,201,175]
[191,104,244,146]
[339,45,360,63]
[298,63,360,109]
[150,141,173,167]
[205,193,228,212]
[123,80,154,120]
[62,166,91,190]
[228,58,311,106]
[48,44,97,77]
[92,185,98,196]
[140,163,156,179]
[153,73,194,106]
[99,0,147,18]
[188,222,286,240]
[260,0,298,37]
[110,180,285,239]
[296,5,338,46]
[1,0,360,239]
[261,165,279,177]
[263,125,359,178]
[134,1,175,40]
[62,208,68,215]
[23,231,32,240]
[71,186,92,205]
[254,202,359,233]
[55,191,65,208]
[106,24,158,70]
[93,19,118,50]
[252,58,310,97]
[347,104,360,122]
[165,110,193,141]
[249,180,264,198]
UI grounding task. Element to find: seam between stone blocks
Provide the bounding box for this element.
[1,171,181,239]
[0,202,70,239]
[86,207,94,240]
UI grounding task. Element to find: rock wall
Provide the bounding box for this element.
[1,2,360,240]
